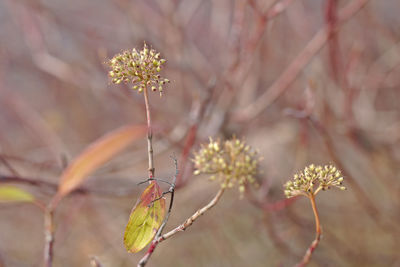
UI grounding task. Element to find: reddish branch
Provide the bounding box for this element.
[237,0,370,121]
[176,80,214,187]
[295,193,322,267]
[325,0,341,84]
[246,0,296,50]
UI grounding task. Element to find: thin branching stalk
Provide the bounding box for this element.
[162,187,224,240]
[143,86,155,179]
[296,193,321,267]
[137,187,225,267]
[284,164,345,267]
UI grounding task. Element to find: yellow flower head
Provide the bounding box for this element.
[193,137,261,194]
[108,43,170,96]
[284,164,345,198]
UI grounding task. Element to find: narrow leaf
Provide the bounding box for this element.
[124,181,166,253]
[56,125,146,200]
[0,185,35,203]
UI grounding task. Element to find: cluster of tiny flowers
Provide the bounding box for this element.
[193,137,260,194]
[108,43,170,96]
[284,164,345,198]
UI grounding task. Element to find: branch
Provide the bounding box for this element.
[138,186,225,267]
[295,193,321,267]
[237,0,370,121]
[0,175,56,189]
[43,206,55,267]
[164,187,224,241]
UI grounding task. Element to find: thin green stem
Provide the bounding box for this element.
[143,86,155,178]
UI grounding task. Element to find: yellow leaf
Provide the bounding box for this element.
[124,181,166,253]
[55,125,146,201]
[0,185,35,203]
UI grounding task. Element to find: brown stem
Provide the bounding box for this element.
[137,187,225,267]
[43,206,55,267]
[296,193,321,267]
[161,187,224,240]
[0,175,57,189]
[143,86,155,179]
[310,194,321,236]
[0,174,136,197]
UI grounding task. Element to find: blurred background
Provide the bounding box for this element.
[1,0,400,266]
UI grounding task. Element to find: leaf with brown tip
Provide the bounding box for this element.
[124,181,166,253]
[55,125,146,203]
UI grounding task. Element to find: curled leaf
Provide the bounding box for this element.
[55,125,146,202]
[0,185,35,203]
[124,181,166,253]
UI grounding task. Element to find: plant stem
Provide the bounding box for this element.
[296,193,321,267]
[143,86,155,179]
[310,193,321,235]
[137,187,225,267]
[43,206,55,267]
[163,187,224,240]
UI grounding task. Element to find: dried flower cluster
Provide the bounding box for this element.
[193,137,261,193]
[108,43,170,96]
[284,164,345,198]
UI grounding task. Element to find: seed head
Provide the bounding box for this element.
[193,137,261,194]
[284,164,345,198]
[108,43,170,96]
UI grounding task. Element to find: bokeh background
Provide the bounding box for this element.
[1,0,400,266]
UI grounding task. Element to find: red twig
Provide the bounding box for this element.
[263,196,298,212]
[295,193,321,267]
[325,0,341,84]
[237,0,370,121]
[176,80,214,186]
